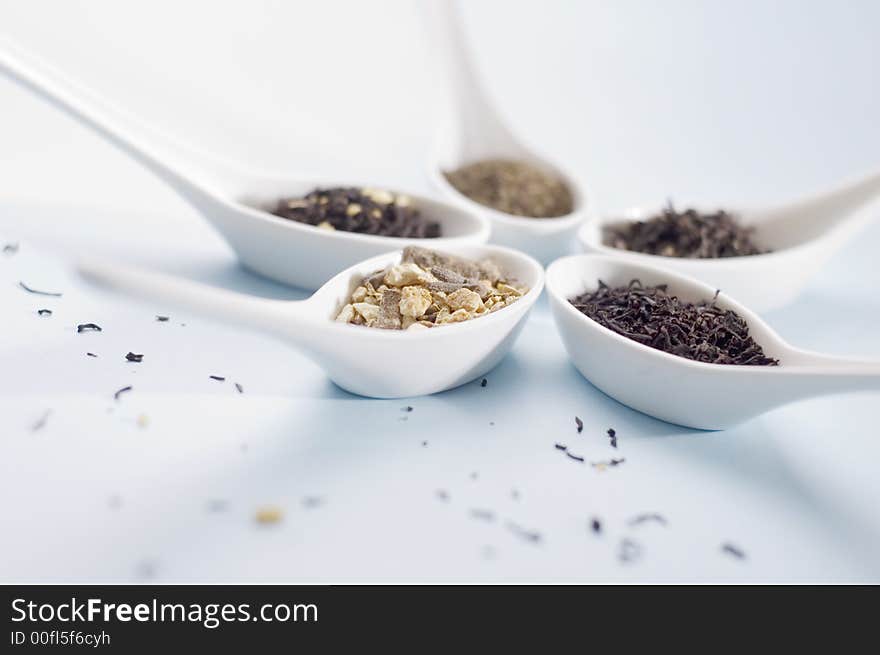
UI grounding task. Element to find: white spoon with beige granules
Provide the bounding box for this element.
[79,246,544,398]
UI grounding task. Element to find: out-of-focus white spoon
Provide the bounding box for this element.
[546,254,880,430]
[0,42,490,290]
[79,244,544,398]
[578,169,880,312]
[419,0,589,264]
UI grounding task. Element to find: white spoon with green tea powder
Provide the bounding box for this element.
[78,245,544,398]
[0,42,490,291]
[546,254,880,430]
[420,0,590,264]
[578,168,880,312]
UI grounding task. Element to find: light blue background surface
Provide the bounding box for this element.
[1,0,878,582]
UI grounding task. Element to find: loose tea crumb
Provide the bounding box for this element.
[19,281,62,296]
[234,383,244,394]
[554,443,567,451]
[566,451,585,463]
[603,202,768,258]
[270,187,440,238]
[114,385,132,401]
[575,416,583,434]
[570,280,779,366]
[607,428,617,448]
[77,323,102,333]
[444,159,573,218]
[255,506,283,525]
[721,542,746,560]
[590,518,602,534]
[628,513,667,527]
[618,538,642,563]
[335,247,527,330]
[506,521,542,544]
[86,352,97,358]
[480,378,488,388]
[31,410,51,432]
[156,315,169,322]
[591,458,625,471]
[209,375,225,381]
[402,406,413,412]
[470,508,496,522]
[125,352,143,362]
[37,309,52,316]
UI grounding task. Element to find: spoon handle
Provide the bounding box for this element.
[78,257,310,338]
[420,0,520,160]
[0,42,222,213]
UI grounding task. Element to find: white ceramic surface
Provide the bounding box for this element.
[0,42,490,291]
[420,0,589,264]
[79,244,544,398]
[546,254,880,430]
[578,169,880,312]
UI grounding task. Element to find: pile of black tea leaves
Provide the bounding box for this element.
[602,202,768,258]
[270,187,440,238]
[569,280,779,366]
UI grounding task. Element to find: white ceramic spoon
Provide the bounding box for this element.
[546,254,880,430]
[419,0,589,264]
[79,244,543,398]
[578,169,880,312]
[0,43,490,291]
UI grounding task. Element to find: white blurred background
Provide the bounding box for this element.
[2,0,878,219]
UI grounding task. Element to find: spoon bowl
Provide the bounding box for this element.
[420,0,590,264]
[80,244,544,398]
[578,169,880,312]
[0,42,490,291]
[546,254,880,430]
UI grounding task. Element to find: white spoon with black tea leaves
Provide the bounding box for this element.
[578,168,880,312]
[419,0,590,264]
[79,244,544,398]
[546,254,880,430]
[0,42,490,291]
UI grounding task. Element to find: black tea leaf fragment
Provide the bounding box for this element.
[114,385,133,401]
[402,405,413,412]
[628,513,667,527]
[156,315,169,322]
[86,352,97,358]
[590,518,602,534]
[480,378,487,388]
[470,508,496,522]
[566,451,585,463]
[554,443,567,451]
[234,383,243,394]
[721,542,746,560]
[506,521,542,544]
[209,375,225,382]
[607,428,617,448]
[31,410,51,432]
[19,281,62,297]
[575,416,583,433]
[125,352,143,362]
[37,309,52,316]
[77,323,102,333]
